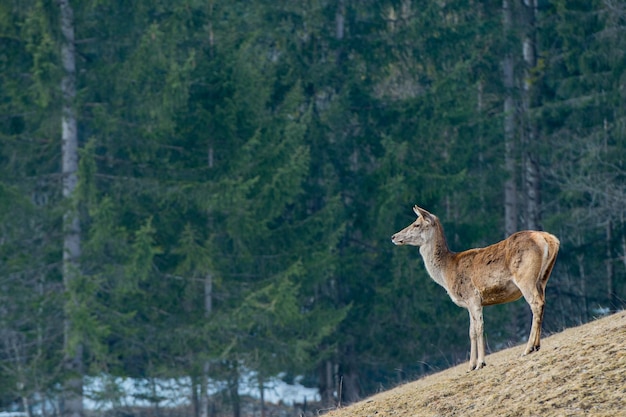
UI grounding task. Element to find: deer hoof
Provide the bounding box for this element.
[470,362,486,371]
[522,345,540,356]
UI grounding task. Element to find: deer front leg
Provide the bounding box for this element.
[468,304,486,370]
[468,310,477,371]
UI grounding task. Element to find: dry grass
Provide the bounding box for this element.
[325,311,626,417]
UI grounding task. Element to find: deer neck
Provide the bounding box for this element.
[418,226,454,290]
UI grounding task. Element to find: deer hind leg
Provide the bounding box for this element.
[468,304,486,370]
[520,283,545,356]
[521,236,558,355]
[527,249,556,352]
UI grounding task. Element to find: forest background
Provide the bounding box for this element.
[1,0,625,416]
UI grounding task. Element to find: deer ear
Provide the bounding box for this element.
[413,205,434,222]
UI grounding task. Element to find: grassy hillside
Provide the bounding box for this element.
[325,311,626,417]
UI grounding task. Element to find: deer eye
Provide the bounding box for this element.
[413,223,420,228]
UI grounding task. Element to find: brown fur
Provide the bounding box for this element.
[391,205,560,370]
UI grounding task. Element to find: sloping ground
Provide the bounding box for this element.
[326,311,626,417]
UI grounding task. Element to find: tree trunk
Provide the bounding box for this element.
[576,253,588,322]
[477,81,487,211]
[523,153,540,230]
[229,364,240,417]
[200,273,213,417]
[335,0,345,65]
[59,0,83,416]
[335,0,345,41]
[319,359,335,407]
[606,220,614,310]
[258,376,266,417]
[521,0,541,230]
[341,369,360,405]
[502,0,517,237]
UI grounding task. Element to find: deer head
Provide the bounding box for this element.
[391,205,438,246]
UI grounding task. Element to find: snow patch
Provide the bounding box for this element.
[84,373,319,410]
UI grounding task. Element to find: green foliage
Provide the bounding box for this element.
[233,262,348,377]
[22,0,59,108]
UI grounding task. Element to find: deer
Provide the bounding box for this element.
[391,205,560,371]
